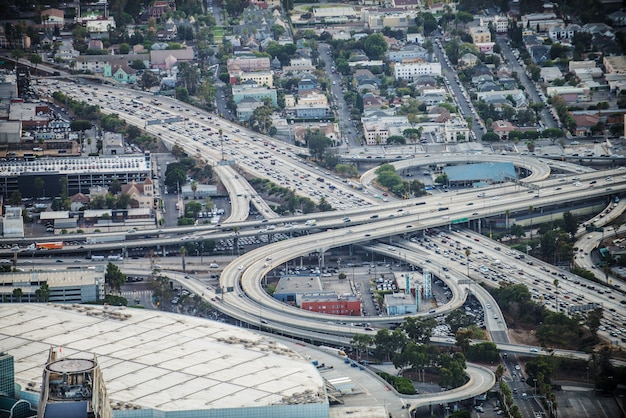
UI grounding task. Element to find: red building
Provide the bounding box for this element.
[301,293,361,316]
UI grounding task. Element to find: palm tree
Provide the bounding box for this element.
[191,180,198,199]
[464,249,471,278]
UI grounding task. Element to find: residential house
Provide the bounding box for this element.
[540,67,564,83]
[477,80,501,92]
[458,53,479,68]
[414,75,437,88]
[491,120,516,140]
[519,13,563,32]
[528,45,550,64]
[298,74,319,93]
[293,123,338,144]
[570,113,600,136]
[120,178,154,209]
[354,69,381,93]
[55,39,80,63]
[103,60,137,84]
[295,105,329,119]
[69,193,89,211]
[581,23,615,40]
[150,47,195,69]
[406,33,425,45]
[232,82,277,106]
[548,24,581,42]
[77,54,148,74]
[141,0,176,23]
[236,97,264,121]
[468,26,491,44]
[420,89,447,106]
[88,39,104,50]
[477,89,527,110]
[362,92,386,110]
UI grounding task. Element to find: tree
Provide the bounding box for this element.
[164,164,187,192]
[338,272,347,280]
[386,135,406,145]
[191,180,198,199]
[351,333,373,359]
[585,308,603,340]
[445,309,472,334]
[249,102,274,135]
[495,364,505,382]
[305,129,332,161]
[363,33,388,60]
[511,224,526,238]
[270,24,286,40]
[562,211,578,239]
[109,178,122,195]
[455,329,473,354]
[402,316,436,344]
[35,282,50,302]
[141,71,160,90]
[29,53,42,71]
[482,132,500,142]
[105,262,126,294]
[185,201,203,219]
[11,49,25,64]
[9,191,22,206]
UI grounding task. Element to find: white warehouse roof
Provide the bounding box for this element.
[2,304,327,416]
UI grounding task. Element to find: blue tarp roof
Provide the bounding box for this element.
[444,162,517,182]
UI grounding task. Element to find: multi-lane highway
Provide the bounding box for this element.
[30,78,626,417]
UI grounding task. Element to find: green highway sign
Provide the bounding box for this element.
[452,218,468,224]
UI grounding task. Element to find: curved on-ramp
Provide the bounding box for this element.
[408,363,496,411]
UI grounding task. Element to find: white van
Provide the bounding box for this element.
[209,263,219,268]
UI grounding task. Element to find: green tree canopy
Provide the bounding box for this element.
[363,33,388,60]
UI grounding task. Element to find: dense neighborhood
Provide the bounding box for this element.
[1,0,625,153]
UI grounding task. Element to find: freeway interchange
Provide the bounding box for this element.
[29,80,626,416]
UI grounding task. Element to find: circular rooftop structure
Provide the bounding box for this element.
[47,358,96,373]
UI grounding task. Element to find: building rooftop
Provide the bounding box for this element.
[444,162,517,182]
[0,270,104,290]
[3,304,325,413]
[0,155,150,177]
